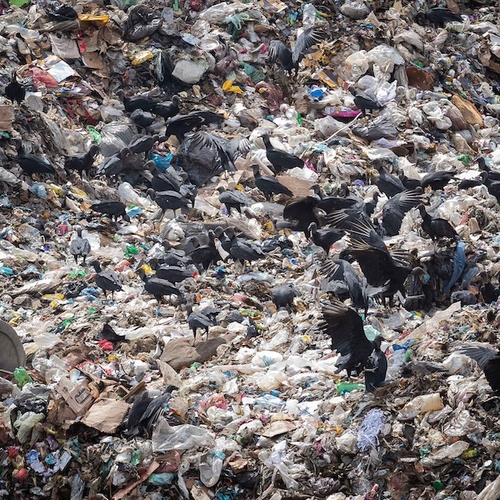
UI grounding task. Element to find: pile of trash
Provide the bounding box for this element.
[2,0,500,498]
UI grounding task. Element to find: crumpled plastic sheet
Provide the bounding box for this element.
[356,408,386,452]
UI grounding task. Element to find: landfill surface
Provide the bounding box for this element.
[2,0,500,499]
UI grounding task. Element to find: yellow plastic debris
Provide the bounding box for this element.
[222,80,245,95]
[130,51,155,66]
[78,14,109,24]
[78,13,110,23]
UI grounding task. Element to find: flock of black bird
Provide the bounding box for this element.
[2,4,500,434]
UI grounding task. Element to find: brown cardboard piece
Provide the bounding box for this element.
[56,375,94,415]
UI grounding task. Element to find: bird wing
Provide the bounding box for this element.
[320,299,373,360]
[283,196,319,222]
[460,346,498,371]
[268,40,291,64]
[460,346,500,393]
[292,28,323,64]
[348,241,396,288]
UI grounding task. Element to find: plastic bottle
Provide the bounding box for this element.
[336,382,364,394]
[14,367,33,388]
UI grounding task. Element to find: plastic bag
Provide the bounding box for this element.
[152,419,215,452]
[199,450,225,487]
[99,123,136,157]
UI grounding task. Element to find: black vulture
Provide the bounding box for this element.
[380,189,422,237]
[308,222,345,253]
[155,265,193,284]
[90,261,123,300]
[320,299,387,392]
[252,165,293,201]
[346,240,411,307]
[15,140,56,178]
[90,201,130,222]
[261,134,304,174]
[128,134,159,156]
[348,87,384,116]
[281,195,321,236]
[373,162,405,198]
[65,145,99,176]
[268,28,322,74]
[152,95,181,119]
[117,89,160,112]
[459,347,500,394]
[123,387,177,436]
[417,205,457,240]
[420,170,456,191]
[416,8,462,27]
[218,188,251,214]
[148,189,190,218]
[271,284,295,311]
[321,259,366,312]
[187,304,213,342]
[5,70,26,104]
[141,274,182,304]
[70,227,91,265]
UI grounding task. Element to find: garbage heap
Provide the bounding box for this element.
[1,0,500,499]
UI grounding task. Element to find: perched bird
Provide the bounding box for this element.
[98,323,126,344]
[90,260,123,300]
[90,201,130,222]
[479,271,500,304]
[252,165,293,201]
[450,281,477,306]
[308,222,344,253]
[460,346,500,394]
[155,265,194,284]
[187,231,220,272]
[271,284,295,311]
[70,227,91,265]
[261,134,304,174]
[320,299,387,392]
[65,145,99,176]
[123,387,177,436]
[148,189,190,218]
[218,188,251,214]
[15,140,56,178]
[5,70,26,104]
[151,166,183,192]
[131,108,155,129]
[138,268,182,304]
[128,134,159,156]
[348,87,384,116]
[246,317,259,338]
[418,205,457,240]
[416,8,462,27]
[420,170,456,191]
[117,89,159,112]
[226,228,265,267]
[187,304,213,342]
[373,162,405,198]
[152,96,181,119]
[268,28,322,74]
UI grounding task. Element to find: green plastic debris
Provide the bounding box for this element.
[69,269,87,279]
[124,245,140,258]
[86,126,101,143]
